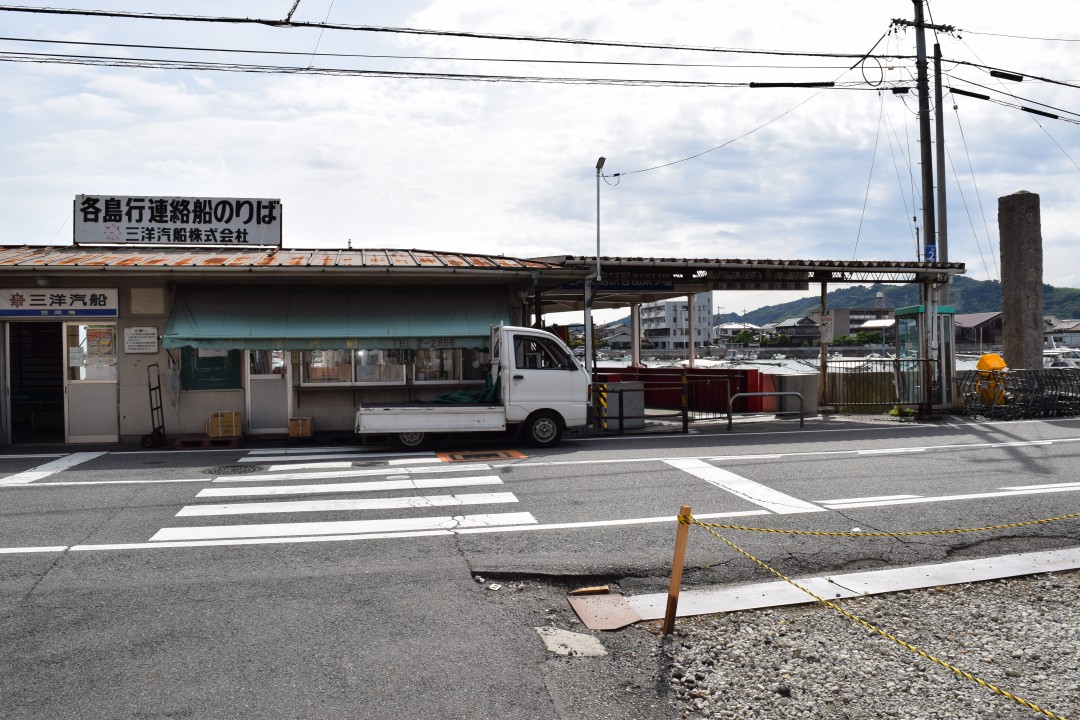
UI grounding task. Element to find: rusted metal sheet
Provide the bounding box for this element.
[567,592,642,631]
[0,245,562,272]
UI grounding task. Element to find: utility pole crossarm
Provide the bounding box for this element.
[890,18,956,33]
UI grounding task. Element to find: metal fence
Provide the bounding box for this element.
[956,368,1080,419]
[591,370,767,434]
[822,357,938,410]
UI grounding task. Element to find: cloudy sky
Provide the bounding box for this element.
[2,1,1079,316]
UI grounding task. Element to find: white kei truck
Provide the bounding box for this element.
[355,325,591,448]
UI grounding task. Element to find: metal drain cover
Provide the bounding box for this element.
[204,464,266,475]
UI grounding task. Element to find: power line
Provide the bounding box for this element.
[0,50,894,88]
[0,36,899,72]
[0,5,909,61]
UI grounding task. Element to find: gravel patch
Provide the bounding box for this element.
[667,570,1080,719]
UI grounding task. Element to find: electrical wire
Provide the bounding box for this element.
[852,92,886,260]
[0,5,913,61]
[0,50,900,88]
[0,36,903,72]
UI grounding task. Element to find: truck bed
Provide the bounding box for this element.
[356,403,507,434]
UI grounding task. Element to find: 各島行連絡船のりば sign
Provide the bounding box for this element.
[73,195,282,247]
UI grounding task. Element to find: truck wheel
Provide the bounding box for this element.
[522,411,563,448]
[396,431,428,449]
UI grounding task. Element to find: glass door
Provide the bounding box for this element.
[246,350,291,434]
[64,323,119,443]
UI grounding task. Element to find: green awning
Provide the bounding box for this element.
[163,286,509,350]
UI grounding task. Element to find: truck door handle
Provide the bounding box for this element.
[513,374,524,380]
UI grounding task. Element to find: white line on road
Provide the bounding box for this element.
[244,447,369,455]
[0,452,107,485]
[212,463,491,483]
[856,448,928,455]
[197,475,504,498]
[239,452,436,463]
[266,462,354,471]
[816,494,922,504]
[149,511,538,542]
[0,509,769,553]
[823,483,1080,510]
[177,491,518,517]
[664,458,825,514]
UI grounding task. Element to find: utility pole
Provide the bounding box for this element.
[893,3,956,411]
[912,0,935,261]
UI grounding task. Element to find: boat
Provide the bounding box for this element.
[1044,347,1080,368]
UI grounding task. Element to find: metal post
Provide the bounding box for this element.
[595,156,605,283]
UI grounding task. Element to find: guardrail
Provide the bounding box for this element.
[727,391,804,431]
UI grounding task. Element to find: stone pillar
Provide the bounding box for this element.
[998,191,1044,369]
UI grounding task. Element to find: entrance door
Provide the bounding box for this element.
[64,322,119,443]
[6,322,65,444]
[246,350,291,434]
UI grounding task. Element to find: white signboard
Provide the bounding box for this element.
[0,288,118,318]
[74,195,282,246]
[124,327,159,354]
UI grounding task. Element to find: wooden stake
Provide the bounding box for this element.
[662,504,692,635]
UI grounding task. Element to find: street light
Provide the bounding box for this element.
[595,156,605,282]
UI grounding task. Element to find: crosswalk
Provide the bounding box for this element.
[148,448,537,543]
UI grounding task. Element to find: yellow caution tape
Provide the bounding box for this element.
[690,510,1080,537]
[682,514,1071,720]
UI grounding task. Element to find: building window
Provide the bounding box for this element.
[299,347,487,386]
[181,347,242,390]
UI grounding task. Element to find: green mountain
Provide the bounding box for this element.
[719,276,1080,326]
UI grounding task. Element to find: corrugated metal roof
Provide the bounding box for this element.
[0,246,560,271]
[549,255,965,272]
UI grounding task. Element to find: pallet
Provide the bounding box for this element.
[174,434,241,449]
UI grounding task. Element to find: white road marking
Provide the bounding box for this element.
[0,452,107,485]
[389,458,446,465]
[212,463,491,483]
[664,458,824,514]
[266,462,353,471]
[245,447,368,455]
[0,545,69,554]
[197,475,504,498]
[1000,481,1080,491]
[0,509,769,553]
[177,492,518,517]
[149,511,538,542]
[817,494,922,504]
[857,448,928,455]
[823,484,1080,510]
[239,452,434,463]
[1,479,211,487]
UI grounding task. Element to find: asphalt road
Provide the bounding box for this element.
[3,415,1080,719]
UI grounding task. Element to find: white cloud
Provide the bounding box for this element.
[2,0,1080,303]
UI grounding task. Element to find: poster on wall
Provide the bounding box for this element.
[86,326,116,362]
[124,327,159,354]
[74,195,282,247]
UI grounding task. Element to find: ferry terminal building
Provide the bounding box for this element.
[0,195,963,446]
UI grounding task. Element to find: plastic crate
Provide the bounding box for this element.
[206,411,242,438]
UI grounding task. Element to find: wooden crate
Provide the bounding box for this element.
[206,411,242,438]
[289,417,313,438]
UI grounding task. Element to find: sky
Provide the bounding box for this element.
[2,1,1079,321]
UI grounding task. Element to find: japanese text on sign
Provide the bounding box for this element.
[74,195,282,246]
[0,288,118,318]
